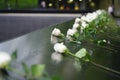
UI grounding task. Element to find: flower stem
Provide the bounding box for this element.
[104,32,120,40]
[67,51,79,59]
[97,45,116,51]
[66,51,120,75]
[88,40,120,55]
[90,61,120,75]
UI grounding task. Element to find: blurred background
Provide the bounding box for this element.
[0,0,120,16]
[0,0,120,42]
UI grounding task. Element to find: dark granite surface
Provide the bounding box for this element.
[0,19,120,80]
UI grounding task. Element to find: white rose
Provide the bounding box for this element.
[67,29,77,36]
[72,23,80,30]
[0,52,11,69]
[54,43,67,53]
[74,18,81,23]
[96,10,102,15]
[51,52,63,63]
[85,13,94,22]
[81,21,88,29]
[66,29,77,41]
[52,28,61,36]
[81,16,86,21]
[103,39,107,42]
[85,12,97,22]
[92,12,98,19]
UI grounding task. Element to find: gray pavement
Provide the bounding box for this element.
[0,13,119,42]
[0,13,81,42]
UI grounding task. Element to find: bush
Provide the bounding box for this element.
[0,0,38,9]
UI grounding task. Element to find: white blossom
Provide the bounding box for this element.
[72,23,80,30]
[66,35,73,41]
[92,12,98,19]
[52,28,61,36]
[54,43,67,53]
[85,12,97,22]
[0,52,11,69]
[81,16,86,21]
[81,21,88,29]
[103,39,107,42]
[85,13,94,22]
[80,21,88,33]
[96,10,102,15]
[74,18,81,23]
[67,29,77,36]
[51,52,63,63]
[66,29,77,41]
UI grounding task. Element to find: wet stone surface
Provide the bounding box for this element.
[0,19,120,80]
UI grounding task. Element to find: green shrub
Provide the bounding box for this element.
[0,0,5,9]
[18,0,38,9]
[0,0,38,9]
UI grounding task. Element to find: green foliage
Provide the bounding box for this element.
[39,77,51,80]
[18,0,38,9]
[0,0,5,9]
[75,48,91,63]
[7,0,16,9]
[31,64,45,78]
[73,32,80,40]
[73,48,90,71]
[52,75,62,80]
[22,62,30,75]
[7,51,51,80]
[11,50,17,60]
[0,0,38,9]
[75,48,87,59]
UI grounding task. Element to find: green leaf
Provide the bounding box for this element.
[52,75,61,80]
[75,48,87,58]
[31,64,45,78]
[11,50,17,60]
[22,62,30,75]
[74,32,79,38]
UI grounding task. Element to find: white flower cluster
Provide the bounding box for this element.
[81,10,104,23]
[66,10,104,41]
[50,10,105,64]
[66,18,80,41]
[0,52,11,69]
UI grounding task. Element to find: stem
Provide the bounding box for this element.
[66,51,120,75]
[90,61,120,75]
[96,44,120,56]
[97,45,116,51]
[67,51,79,59]
[104,32,120,40]
[88,40,120,55]
[95,43,120,55]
